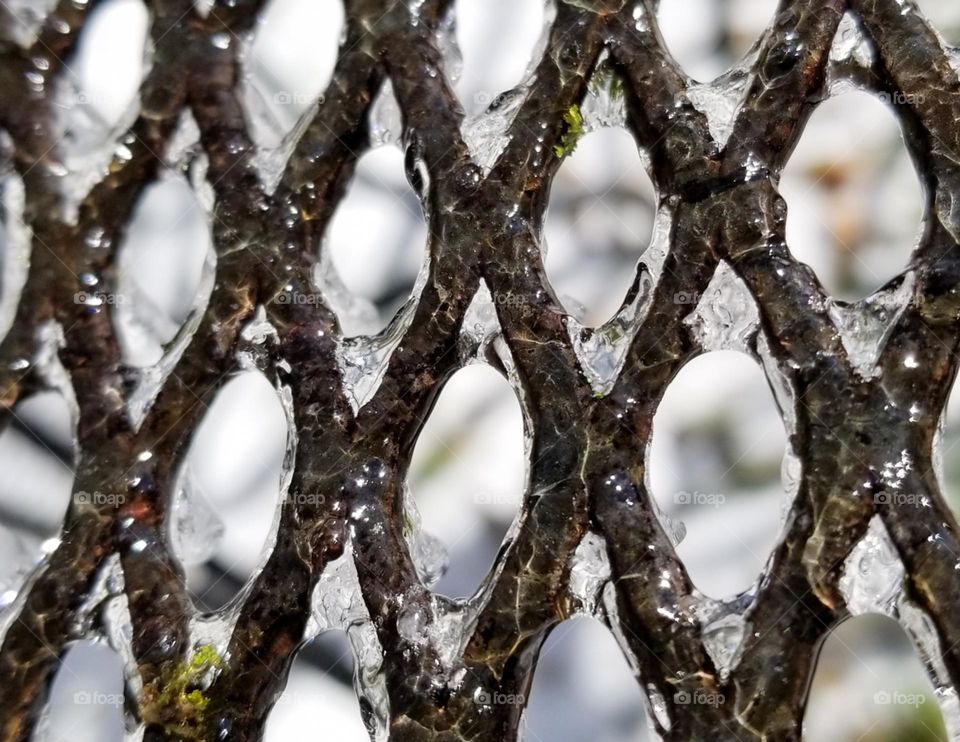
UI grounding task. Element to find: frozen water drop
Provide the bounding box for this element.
[935,167,960,246]
[403,491,449,589]
[568,319,634,396]
[664,515,687,547]
[569,532,612,614]
[305,547,390,739]
[829,12,875,67]
[435,6,462,85]
[460,280,500,356]
[580,53,628,131]
[700,613,746,677]
[899,599,960,738]
[169,467,226,566]
[369,81,404,148]
[410,531,449,590]
[307,550,370,636]
[686,71,751,147]
[461,88,526,174]
[839,516,904,615]
[828,275,913,379]
[685,262,759,352]
[567,265,651,395]
[336,329,403,414]
[949,47,960,79]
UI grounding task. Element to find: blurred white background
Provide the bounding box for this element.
[3,0,960,740]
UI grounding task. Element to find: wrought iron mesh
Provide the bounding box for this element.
[1,0,960,740]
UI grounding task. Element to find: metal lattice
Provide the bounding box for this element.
[2,0,960,740]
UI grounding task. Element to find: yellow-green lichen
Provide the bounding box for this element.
[184,689,210,711]
[188,645,225,674]
[147,644,226,738]
[554,104,585,158]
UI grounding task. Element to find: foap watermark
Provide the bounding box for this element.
[474,492,516,507]
[673,689,725,708]
[673,291,699,305]
[877,91,924,106]
[75,490,126,507]
[674,491,725,507]
[274,291,325,306]
[74,690,124,707]
[492,292,532,313]
[289,491,326,506]
[475,689,525,706]
[74,290,128,306]
[273,91,325,107]
[873,690,926,708]
[67,90,98,106]
[874,492,928,507]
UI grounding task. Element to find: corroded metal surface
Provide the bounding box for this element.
[1,0,959,740]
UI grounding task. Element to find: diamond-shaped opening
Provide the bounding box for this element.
[544,128,656,327]
[407,364,525,599]
[41,640,126,742]
[52,0,148,208]
[0,392,73,613]
[657,0,777,82]
[0,170,29,340]
[322,146,428,338]
[242,0,343,151]
[939,376,960,521]
[804,615,948,741]
[780,90,923,303]
[0,392,73,531]
[0,392,73,533]
[649,350,786,599]
[265,631,367,741]
[114,172,212,368]
[525,617,648,741]
[171,371,288,610]
[453,0,546,114]
[59,0,147,127]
